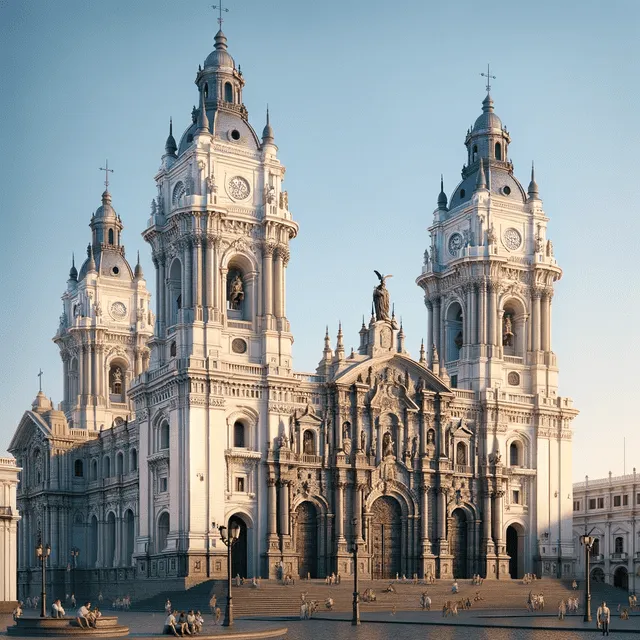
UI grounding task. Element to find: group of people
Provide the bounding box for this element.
[163,610,204,636]
[471,574,484,586]
[419,593,432,610]
[324,572,342,585]
[362,588,377,602]
[233,574,261,588]
[299,593,318,620]
[557,597,580,618]
[108,594,132,610]
[75,601,103,628]
[523,573,538,585]
[526,591,545,612]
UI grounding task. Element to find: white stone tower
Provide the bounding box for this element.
[54,187,153,431]
[131,26,298,581]
[416,88,578,578]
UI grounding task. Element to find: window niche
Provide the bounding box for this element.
[502,300,526,357]
[109,364,126,402]
[445,302,463,363]
[227,268,245,318]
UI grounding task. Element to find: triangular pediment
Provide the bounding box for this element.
[7,411,52,454]
[451,419,474,437]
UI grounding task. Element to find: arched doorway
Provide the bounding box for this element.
[157,512,169,552]
[89,516,98,567]
[371,496,402,579]
[449,509,468,579]
[295,502,318,578]
[229,515,248,579]
[613,566,629,590]
[506,524,524,579]
[106,512,116,567]
[591,567,605,583]
[124,510,135,566]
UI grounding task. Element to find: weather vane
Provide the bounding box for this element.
[212,2,229,27]
[481,64,496,93]
[99,160,114,190]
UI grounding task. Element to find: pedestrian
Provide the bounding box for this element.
[70,593,76,608]
[209,593,217,615]
[214,607,221,625]
[596,601,611,636]
[558,599,566,620]
[51,599,65,618]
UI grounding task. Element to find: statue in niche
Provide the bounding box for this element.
[94,301,102,318]
[342,422,351,440]
[411,435,418,459]
[427,430,435,445]
[373,271,393,321]
[487,224,497,245]
[206,175,217,194]
[369,435,377,457]
[303,431,314,455]
[489,449,502,465]
[502,314,514,346]
[382,431,395,458]
[228,273,244,310]
[546,239,554,256]
[264,184,275,205]
[343,437,352,456]
[535,235,544,253]
[360,430,366,452]
[431,245,438,264]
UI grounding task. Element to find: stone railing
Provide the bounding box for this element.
[574,471,638,490]
[299,454,323,465]
[0,457,17,466]
[453,389,475,401]
[590,554,604,563]
[455,464,473,474]
[610,552,628,561]
[0,506,13,517]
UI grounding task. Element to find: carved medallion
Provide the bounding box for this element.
[380,326,392,349]
[503,227,522,251]
[109,301,127,320]
[507,371,520,386]
[228,176,251,200]
[231,338,247,354]
[448,232,463,256]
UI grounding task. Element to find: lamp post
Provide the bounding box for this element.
[35,539,51,618]
[580,534,594,622]
[350,518,360,626]
[70,548,80,599]
[215,521,241,627]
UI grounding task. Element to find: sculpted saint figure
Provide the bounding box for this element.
[360,430,366,452]
[503,314,514,346]
[487,224,497,245]
[228,274,244,310]
[382,431,395,458]
[373,270,393,321]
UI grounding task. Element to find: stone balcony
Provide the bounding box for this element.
[0,505,13,518]
[610,552,628,562]
[590,554,605,563]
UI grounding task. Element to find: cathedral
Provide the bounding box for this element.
[8,25,578,599]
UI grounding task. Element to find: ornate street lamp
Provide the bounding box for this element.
[350,518,361,626]
[580,533,594,622]
[215,521,241,627]
[35,539,51,618]
[70,548,80,598]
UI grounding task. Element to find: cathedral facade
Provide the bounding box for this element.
[9,27,577,599]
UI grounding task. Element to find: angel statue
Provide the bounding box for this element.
[373,270,393,321]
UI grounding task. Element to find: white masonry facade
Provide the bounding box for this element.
[8,27,577,600]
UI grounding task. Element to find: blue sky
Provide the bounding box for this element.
[1,0,638,481]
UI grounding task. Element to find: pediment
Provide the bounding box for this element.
[7,411,52,454]
[292,404,322,425]
[451,419,474,437]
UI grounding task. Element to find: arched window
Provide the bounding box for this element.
[615,536,624,554]
[591,538,600,557]
[91,459,98,481]
[157,512,170,552]
[116,451,124,475]
[204,83,208,99]
[303,430,315,455]
[124,510,135,566]
[74,459,84,478]
[103,455,111,478]
[445,302,464,362]
[108,228,114,245]
[495,142,502,160]
[168,259,183,326]
[472,145,478,162]
[224,82,233,102]
[130,448,138,472]
[227,269,245,314]
[456,442,467,466]
[234,421,245,448]
[510,442,520,466]
[160,422,170,450]
[170,341,177,357]
[89,515,98,567]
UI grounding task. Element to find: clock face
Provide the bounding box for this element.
[228,176,250,200]
[448,233,463,256]
[503,227,522,251]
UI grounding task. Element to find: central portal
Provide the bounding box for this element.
[371,496,402,579]
[449,509,468,579]
[295,502,318,578]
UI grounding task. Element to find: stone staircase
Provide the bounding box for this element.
[133,577,631,617]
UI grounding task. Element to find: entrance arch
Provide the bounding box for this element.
[591,567,605,583]
[506,523,525,579]
[449,509,468,579]
[229,515,248,579]
[371,496,402,579]
[105,512,116,567]
[295,502,318,578]
[613,566,629,590]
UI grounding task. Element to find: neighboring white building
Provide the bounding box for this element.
[8,24,578,600]
[0,456,20,611]
[573,471,640,592]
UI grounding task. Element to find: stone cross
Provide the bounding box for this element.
[481,64,496,93]
[99,160,114,190]
[37,368,43,392]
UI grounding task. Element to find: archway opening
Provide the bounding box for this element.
[124,509,135,566]
[233,421,245,448]
[89,515,98,567]
[229,515,248,579]
[72,513,85,567]
[449,508,469,579]
[295,502,318,578]
[303,430,315,455]
[445,302,463,363]
[224,82,233,102]
[614,566,629,590]
[506,524,525,579]
[168,259,183,326]
[109,363,126,402]
[157,512,170,552]
[226,268,246,318]
[371,496,402,579]
[502,299,526,357]
[106,512,116,567]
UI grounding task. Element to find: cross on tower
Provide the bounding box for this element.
[212,2,229,27]
[99,160,114,190]
[37,368,43,393]
[481,64,496,93]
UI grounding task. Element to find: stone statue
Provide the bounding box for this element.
[382,431,394,458]
[487,224,497,245]
[228,274,244,310]
[206,175,217,194]
[427,430,435,445]
[423,248,429,265]
[431,245,438,264]
[191,106,198,124]
[279,191,284,209]
[150,199,157,215]
[283,191,288,210]
[94,301,102,318]
[546,239,554,256]
[369,435,377,456]
[360,430,366,452]
[373,270,393,321]
[342,423,350,440]
[264,184,275,205]
[502,314,514,346]
[411,435,418,459]
[535,235,544,253]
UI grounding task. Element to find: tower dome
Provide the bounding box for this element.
[94,190,118,221]
[204,30,235,70]
[471,93,503,133]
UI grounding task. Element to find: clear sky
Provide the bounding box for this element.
[1,0,638,482]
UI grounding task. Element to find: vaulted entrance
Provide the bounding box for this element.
[295,502,318,578]
[229,515,248,579]
[371,496,402,579]
[449,509,468,578]
[614,566,629,590]
[506,524,525,579]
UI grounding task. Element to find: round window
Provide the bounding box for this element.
[230,129,241,141]
[232,338,247,354]
[111,266,120,276]
[503,186,511,196]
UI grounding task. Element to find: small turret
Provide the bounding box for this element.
[475,158,488,191]
[437,175,448,210]
[397,320,405,353]
[196,88,210,135]
[134,251,143,279]
[86,244,97,273]
[527,162,540,200]
[335,322,345,361]
[165,118,177,157]
[419,339,426,364]
[262,106,275,145]
[322,326,332,362]
[69,254,78,281]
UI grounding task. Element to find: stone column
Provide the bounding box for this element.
[267,478,278,536]
[194,237,203,315]
[262,243,274,318]
[433,297,441,360]
[204,238,212,313]
[541,292,551,352]
[488,283,497,348]
[492,490,505,553]
[470,284,477,346]
[465,285,473,347]
[426,300,433,364]
[183,238,193,309]
[483,488,492,550]
[421,484,430,543]
[335,481,346,543]
[274,247,284,319]
[85,345,92,401]
[438,487,447,541]
[532,290,541,351]
[62,356,69,409]
[278,481,289,536]
[479,282,487,345]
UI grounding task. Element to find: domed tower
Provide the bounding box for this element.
[53,186,153,432]
[133,23,298,580]
[416,88,578,580]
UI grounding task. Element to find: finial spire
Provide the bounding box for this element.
[262,104,275,143]
[476,158,487,190]
[528,161,540,199]
[212,2,229,28]
[99,160,114,191]
[419,339,426,364]
[437,174,448,209]
[87,244,97,273]
[69,253,78,280]
[196,88,210,134]
[480,63,496,93]
[165,117,178,156]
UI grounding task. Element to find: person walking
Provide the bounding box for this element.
[597,601,611,636]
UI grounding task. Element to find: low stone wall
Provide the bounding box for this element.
[7,615,129,637]
[0,601,18,614]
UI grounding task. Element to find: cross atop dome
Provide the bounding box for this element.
[212,2,229,28]
[480,63,496,93]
